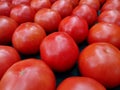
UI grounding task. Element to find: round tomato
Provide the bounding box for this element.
[40,32,79,72]
[98,10,120,26]
[0,46,20,79]
[12,22,46,55]
[78,42,120,88]
[30,0,51,12]
[0,1,12,16]
[59,15,88,44]
[88,22,120,49]
[10,4,35,24]
[57,77,106,90]
[12,0,31,6]
[72,4,97,26]
[0,58,56,90]
[79,0,100,11]
[34,8,61,34]
[0,16,18,45]
[51,0,73,18]
[101,0,120,12]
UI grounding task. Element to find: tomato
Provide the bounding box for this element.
[12,22,46,55]
[49,0,56,4]
[79,0,100,11]
[0,1,12,16]
[0,46,20,79]
[10,4,35,24]
[34,8,61,34]
[0,58,56,90]
[59,15,88,44]
[72,4,97,26]
[101,0,120,12]
[78,42,120,88]
[98,10,120,26]
[12,0,31,6]
[0,0,12,3]
[30,0,51,12]
[51,0,73,18]
[0,16,18,45]
[40,32,79,72]
[57,77,106,90]
[66,0,80,8]
[88,22,120,49]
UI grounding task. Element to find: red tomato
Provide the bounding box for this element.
[51,0,73,18]
[0,46,20,79]
[34,8,61,34]
[0,1,12,16]
[0,16,18,45]
[101,0,120,12]
[0,58,56,90]
[66,0,80,8]
[72,4,97,26]
[30,0,51,12]
[57,77,106,90]
[79,0,100,11]
[0,0,12,3]
[10,4,35,24]
[12,22,46,55]
[78,42,120,88]
[49,0,56,4]
[98,10,120,26]
[40,32,79,72]
[88,22,120,49]
[12,0,31,6]
[59,15,88,44]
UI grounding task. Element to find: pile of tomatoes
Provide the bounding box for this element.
[0,0,120,90]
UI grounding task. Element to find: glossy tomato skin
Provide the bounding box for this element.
[98,10,120,26]
[59,15,88,44]
[10,4,35,24]
[79,0,100,11]
[34,8,61,34]
[51,0,73,18]
[30,0,51,12]
[72,4,97,26]
[49,0,56,4]
[40,32,79,72]
[12,0,31,6]
[88,22,120,49]
[12,22,46,55]
[57,77,106,90]
[0,59,56,90]
[66,0,80,8]
[0,46,20,79]
[78,43,120,88]
[0,16,18,45]
[101,0,120,12]
[0,1,12,16]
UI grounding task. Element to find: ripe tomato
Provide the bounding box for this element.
[88,22,120,49]
[78,42,120,88]
[66,0,80,8]
[98,10,120,26]
[59,15,88,44]
[34,8,61,34]
[72,4,97,26]
[49,0,56,4]
[0,1,12,16]
[30,0,51,12]
[0,46,20,79]
[0,16,18,45]
[101,0,120,12]
[12,0,31,6]
[57,77,106,90]
[40,32,79,72]
[51,0,73,18]
[0,58,56,90]
[12,22,46,55]
[0,0,12,3]
[10,4,35,24]
[79,0,100,11]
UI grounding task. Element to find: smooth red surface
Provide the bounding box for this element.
[12,22,46,55]
[57,77,106,90]
[0,46,20,79]
[78,43,120,88]
[0,59,56,90]
[59,15,88,44]
[40,32,79,72]
[12,0,31,6]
